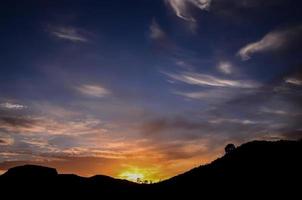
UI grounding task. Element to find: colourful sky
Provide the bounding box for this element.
[0,0,302,182]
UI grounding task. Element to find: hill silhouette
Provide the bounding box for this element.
[0,140,301,198]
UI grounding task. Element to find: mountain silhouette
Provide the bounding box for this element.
[0,140,301,198]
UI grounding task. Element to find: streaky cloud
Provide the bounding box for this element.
[173,88,241,102]
[0,135,14,146]
[285,77,302,86]
[238,26,302,60]
[49,26,88,42]
[76,84,110,98]
[163,71,260,88]
[0,102,26,110]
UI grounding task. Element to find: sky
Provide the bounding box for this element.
[0,0,302,182]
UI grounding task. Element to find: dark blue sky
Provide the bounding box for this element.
[0,0,302,180]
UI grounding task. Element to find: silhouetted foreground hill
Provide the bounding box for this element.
[0,140,301,198]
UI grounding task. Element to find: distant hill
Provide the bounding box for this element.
[0,140,301,198]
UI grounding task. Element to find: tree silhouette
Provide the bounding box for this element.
[225,143,236,154]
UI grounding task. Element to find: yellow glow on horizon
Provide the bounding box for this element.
[117,166,161,183]
[119,171,144,182]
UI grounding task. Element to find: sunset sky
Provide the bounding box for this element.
[0,0,302,182]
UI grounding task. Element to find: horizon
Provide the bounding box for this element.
[0,0,302,182]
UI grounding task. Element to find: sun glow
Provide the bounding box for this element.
[119,171,145,182]
[118,166,161,183]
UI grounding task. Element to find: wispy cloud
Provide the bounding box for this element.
[217,61,232,74]
[173,88,241,102]
[0,135,14,146]
[0,102,26,110]
[0,115,107,136]
[163,71,259,88]
[165,0,211,22]
[208,118,267,125]
[49,26,88,42]
[285,77,302,86]
[259,107,301,116]
[76,84,110,98]
[238,26,302,60]
[149,19,166,40]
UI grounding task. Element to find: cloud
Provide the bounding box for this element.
[260,107,290,116]
[0,117,38,130]
[149,19,166,40]
[0,132,217,179]
[49,26,88,42]
[208,118,267,125]
[0,115,107,136]
[0,102,26,110]
[163,71,259,88]
[217,61,232,74]
[173,88,244,102]
[285,77,302,86]
[137,114,283,164]
[165,0,211,21]
[148,19,179,51]
[140,116,269,138]
[76,84,110,98]
[157,68,302,144]
[0,136,14,146]
[283,69,302,86]
[32,103,80,119]
[141,118,204,136]
[238,26,302,60]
